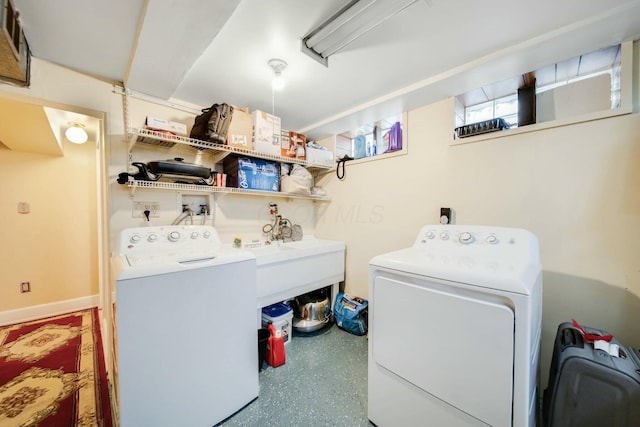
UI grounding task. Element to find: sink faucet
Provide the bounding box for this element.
[262,203,292,243]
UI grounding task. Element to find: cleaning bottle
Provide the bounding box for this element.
[265,322,286,368]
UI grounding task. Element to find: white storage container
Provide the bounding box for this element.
[261,302,293,345]
[306,145,334,167]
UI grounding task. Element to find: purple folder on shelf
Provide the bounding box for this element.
[387,122,402,152]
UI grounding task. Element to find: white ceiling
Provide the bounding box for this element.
[10,0,640,140]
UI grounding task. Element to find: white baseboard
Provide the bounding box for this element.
[0,295,100,326]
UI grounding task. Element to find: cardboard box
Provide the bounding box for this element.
[224,156,280,192]
[306,146,334,167]
[145,116,187,136]
[281,131,306,160]
[226,108,253,150]
[252,110,281,156]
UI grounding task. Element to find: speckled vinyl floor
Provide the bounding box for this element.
[218,323,373,427]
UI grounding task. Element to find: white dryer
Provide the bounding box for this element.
[112,225,258,427]
[368,225,542,427]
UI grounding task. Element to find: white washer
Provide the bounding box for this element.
[112,225,257,427]
[368,225,542,427]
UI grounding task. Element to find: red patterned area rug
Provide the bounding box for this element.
[0,308,113,427]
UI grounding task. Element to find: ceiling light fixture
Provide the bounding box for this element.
[65,122,88,144]
[268,58,287,91]
[301,0,419,66]
[268,58,288,115]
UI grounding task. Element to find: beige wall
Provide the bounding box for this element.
[314,97,640,384]
[0,59,114,313]
[0,140,98,310]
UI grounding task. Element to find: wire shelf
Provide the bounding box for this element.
[129,127,331,170]
[124,179,330,201]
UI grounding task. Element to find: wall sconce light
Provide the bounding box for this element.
[65,122,88,144]
[268,58,287,91]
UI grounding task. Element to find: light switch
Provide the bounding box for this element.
[17,202,30,214]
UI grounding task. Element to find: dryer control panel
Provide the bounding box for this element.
[413,224,540,263]
[421,228,501,245]
[417,225,526,244]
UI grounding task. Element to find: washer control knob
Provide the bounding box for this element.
[459,232,473,244]
[426,231,435,239]
[129,234,141,244]
[147,234,157,242]
[203,231,211,238]
[168,231,181,242]
[486,235,498,244]
[191,232,199,239]
[440,232,449,240]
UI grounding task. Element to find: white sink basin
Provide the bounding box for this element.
[280,239,333,249]
[248,238,344,265]
[245,244,293,256]
[246,237,346,308]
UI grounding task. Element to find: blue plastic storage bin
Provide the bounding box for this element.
[262,302,293,344]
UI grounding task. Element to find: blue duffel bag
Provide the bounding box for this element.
[334,292,368,336]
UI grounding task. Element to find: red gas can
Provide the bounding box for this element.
[265,323,286,368]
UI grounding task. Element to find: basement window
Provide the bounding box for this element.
[453,42,630,141]
[334,113,407,162]
[463,94,518,129]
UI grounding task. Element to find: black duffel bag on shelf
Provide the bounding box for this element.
[189,103,234,144]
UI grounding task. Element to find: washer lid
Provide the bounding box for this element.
[113,249,255,280]
[370,225,541,295]
[112,225,255,280]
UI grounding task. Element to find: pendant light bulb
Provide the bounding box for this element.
[65,123,88,144]
[268,58,287,91]
[272,71,285,90]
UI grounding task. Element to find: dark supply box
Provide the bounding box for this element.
[543,322,640,427]
[223,156,280,192]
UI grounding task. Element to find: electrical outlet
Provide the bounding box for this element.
[133,201,160,218]
[21,282,30,293]
[440,207,455,225]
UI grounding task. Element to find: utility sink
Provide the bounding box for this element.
[244,244,294,256]
[246,236,346,309]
